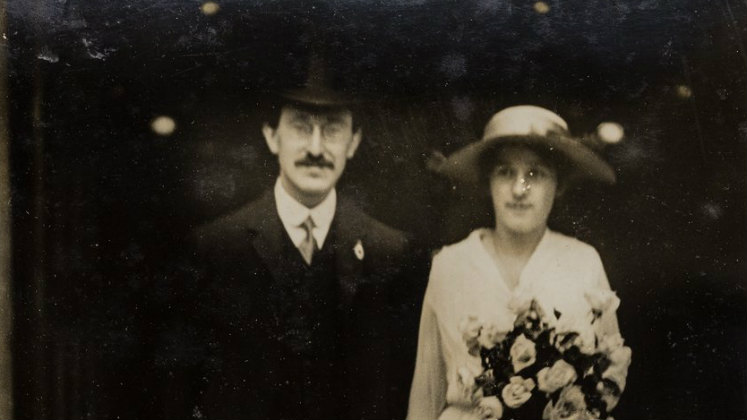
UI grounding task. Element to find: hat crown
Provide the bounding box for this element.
[482,105,569,141]
[280,53,355,107]
[305,54,331,89]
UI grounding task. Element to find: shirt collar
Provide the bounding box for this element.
[274,178,336,248]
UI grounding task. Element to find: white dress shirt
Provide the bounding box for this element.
[274,178,336,250]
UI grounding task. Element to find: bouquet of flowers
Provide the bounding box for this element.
[459,291,631,420]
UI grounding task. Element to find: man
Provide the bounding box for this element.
[157,61,424,420]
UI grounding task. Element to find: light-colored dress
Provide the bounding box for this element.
[406,228,621,420]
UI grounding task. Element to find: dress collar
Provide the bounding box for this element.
[471,227,552,294]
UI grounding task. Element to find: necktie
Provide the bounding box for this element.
[298,216,317,265]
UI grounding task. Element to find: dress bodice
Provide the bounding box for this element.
[407,228,619,420]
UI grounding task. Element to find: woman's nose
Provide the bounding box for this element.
[512,177,530,197]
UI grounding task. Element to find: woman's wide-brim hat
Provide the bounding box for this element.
[438,105,616,184]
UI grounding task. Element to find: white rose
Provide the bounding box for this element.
[446,367,482,407]
[596,380,621,411]
[509,334,537,373]
[597,333,625,355]
[608,346,632,369]
[478,323,507,350]
[478,395,504,419]
[584,289,620,318]
[541,385,593,420]
[460,315,483,356]
[553,313,595,355]
[576,329,596,355]
[537,360,578,393]
[603,346,632,391]
[501,376,535,409]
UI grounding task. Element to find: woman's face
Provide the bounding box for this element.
[489,145,559,237]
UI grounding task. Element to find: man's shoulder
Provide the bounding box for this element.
[337,196,410,251]
[359,210,409,245]
[190,190,275,248]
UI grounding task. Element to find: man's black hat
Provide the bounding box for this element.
[280,54,358,107]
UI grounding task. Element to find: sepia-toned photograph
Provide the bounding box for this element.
[1,0,745,419]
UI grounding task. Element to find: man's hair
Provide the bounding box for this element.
[264,98,361,132]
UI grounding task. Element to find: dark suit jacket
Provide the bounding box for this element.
[155,189,425,420]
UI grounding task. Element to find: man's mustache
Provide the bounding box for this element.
[295,155,334,169]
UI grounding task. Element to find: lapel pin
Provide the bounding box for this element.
[353,239,365,261]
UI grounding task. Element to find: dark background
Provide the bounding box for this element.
[6,0,747,419]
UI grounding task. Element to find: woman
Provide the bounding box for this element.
[407,105,627,420]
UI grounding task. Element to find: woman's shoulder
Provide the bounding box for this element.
[426,229,486,292]
[433,229,486,262]
[545,229,602,260]
[541,230,607,285]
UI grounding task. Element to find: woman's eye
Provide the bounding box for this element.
[493,166,513,177]
[528,168,548,179]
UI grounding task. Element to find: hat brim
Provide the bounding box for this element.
[438,134,617,185]
[280,86,359,107]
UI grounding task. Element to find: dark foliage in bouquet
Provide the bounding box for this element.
[462,296,631,420]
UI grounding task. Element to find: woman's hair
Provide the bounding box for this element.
[477,141,572,194]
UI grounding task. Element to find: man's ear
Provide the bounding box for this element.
[262,123,279,155]
[346,128,362,159]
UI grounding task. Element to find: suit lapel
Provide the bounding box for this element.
[242,191,370,306]
[333,197,369,307]
[237,189,306,339]
[243,189,293,280]
[334,198,393,420]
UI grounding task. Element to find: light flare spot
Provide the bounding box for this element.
[676,85,693,99]
[534,1,550,14]
[597,122,624,144]
[151,116,176,136]
[702,202,723,220]
[201,2,220,15]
